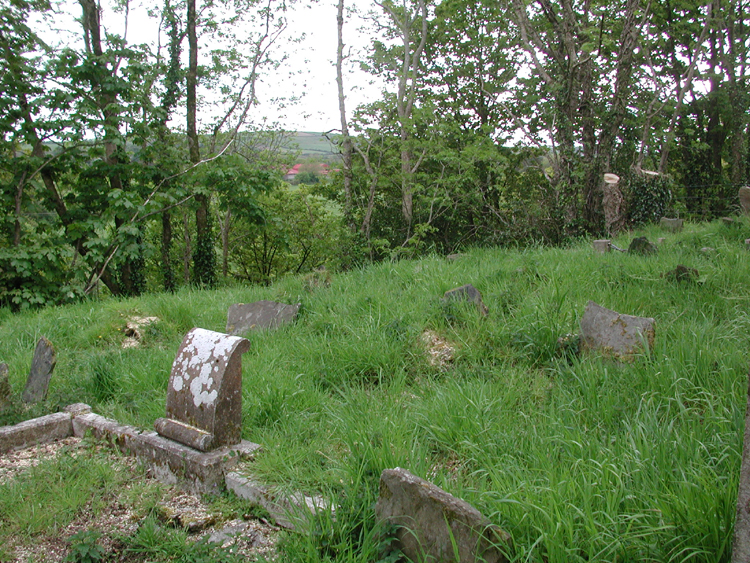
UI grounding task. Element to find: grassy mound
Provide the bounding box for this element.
[2,218,750,562]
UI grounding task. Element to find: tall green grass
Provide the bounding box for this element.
[2,218,749,562]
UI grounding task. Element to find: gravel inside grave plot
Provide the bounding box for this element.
[0,437,280,562]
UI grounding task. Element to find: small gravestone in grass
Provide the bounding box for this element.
[375,468,510,563]
[21,337,56,403]
[580,301,655,361]
[660,217,683,232]
[0,363,11,411]
[154,328,250,452]
[443,284,489,316]
[226,301,301,336]
[662,265,699,283]
[628,236,657,255]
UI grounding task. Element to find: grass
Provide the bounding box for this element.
[2,217,750,562]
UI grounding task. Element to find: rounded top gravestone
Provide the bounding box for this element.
[155,328,250,452]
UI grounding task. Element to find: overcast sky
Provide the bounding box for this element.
[47,0,380,133]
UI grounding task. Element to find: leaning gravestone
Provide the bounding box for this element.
[375,468,509,563]
[21,337,56,403]
[226,301,301,336]
[0,363,11,411]
[580,301,655,360]
[154,328,250,452]
[740,186,750,215]
[443,284,489,316]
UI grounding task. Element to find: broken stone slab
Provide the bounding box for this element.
[226,301,301,336]
[657,237,666,245]
[662,265,699,283]
[154,328,250,452]
[375,468,509,563]
[628,236,657,255]
[225,472,332,531]
[0,363,11,411]
[740,186,750,215]
[660,217,684,232]
[21,337,56,403]
[579,301,655,360]
[593,240,611,253]
[74,411,260,494]
[700,247,716,254]
[722,217,736,226]
[443,284,489,316]
[446,253,467,261]
[0,412,73,454]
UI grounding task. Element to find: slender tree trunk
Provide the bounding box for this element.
[162,210,175,292]
[336,0,355,233]
[187,0,215,286]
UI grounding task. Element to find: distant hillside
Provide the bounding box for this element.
[289,132,341,160]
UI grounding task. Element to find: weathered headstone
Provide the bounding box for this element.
[21,337,56,403]
[739,186,750,215]
[0,363,11,411]
[628,236,657,255]
[154,328,250,452]
[580,301,655,360]
[375,468,509,563]
[443,284,489,316]
[226,301,301,336]
[593,239,611,253]
[660,217,683,232]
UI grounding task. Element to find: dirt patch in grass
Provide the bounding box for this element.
[1,438,279,562]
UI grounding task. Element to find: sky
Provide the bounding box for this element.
[43,0,380,133]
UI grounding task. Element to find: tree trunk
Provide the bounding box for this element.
[336,0,355,233]
[162,210,175,292]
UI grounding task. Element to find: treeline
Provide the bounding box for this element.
[1,0,748,310]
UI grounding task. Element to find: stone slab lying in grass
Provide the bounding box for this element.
[375,467,509,563]
[0,412,73,454]
[579,301,655,360]
[225,471,332,531]
[226,301,301,336]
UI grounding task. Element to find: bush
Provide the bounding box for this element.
[626,174,673,226]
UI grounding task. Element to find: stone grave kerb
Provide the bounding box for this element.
[155,328,250,452]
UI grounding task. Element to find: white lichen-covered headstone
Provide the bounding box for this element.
[375,468,509,563]
[593,240,611,253]
[580,301,655,360]
[155,328,250,452]
[22,337,56,403]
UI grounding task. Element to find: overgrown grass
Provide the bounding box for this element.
[2,218,750,562]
